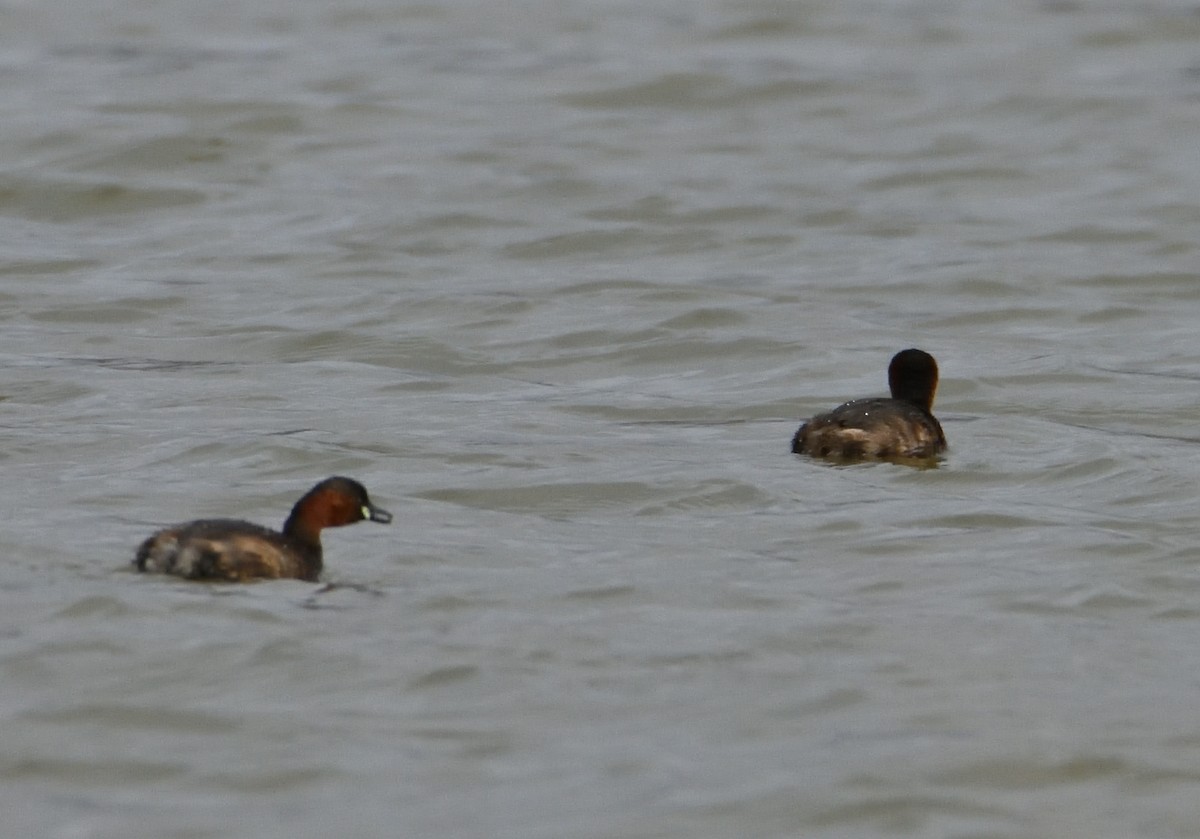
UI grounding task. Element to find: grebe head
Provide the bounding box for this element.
[887,349,939,412]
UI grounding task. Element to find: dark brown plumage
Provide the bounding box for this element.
[134,477,392,582]
[791,349,946,463]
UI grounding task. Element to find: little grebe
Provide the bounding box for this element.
[135,476,392,582]
[791,349,946,462]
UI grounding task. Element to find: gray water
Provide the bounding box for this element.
[5,1,1200,837]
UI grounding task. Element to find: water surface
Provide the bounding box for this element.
[4,1,1200,837]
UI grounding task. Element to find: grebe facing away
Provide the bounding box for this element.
[791,349,946,463]
[135,476,392,582]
